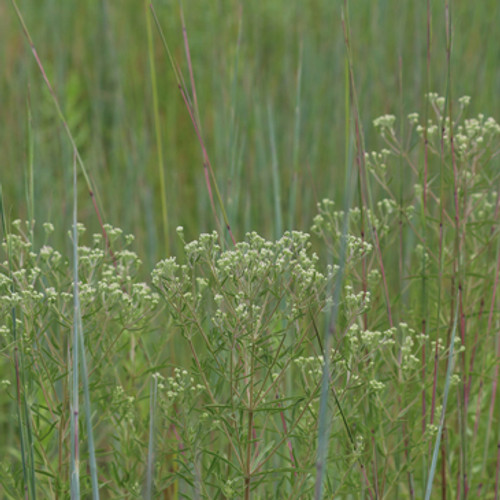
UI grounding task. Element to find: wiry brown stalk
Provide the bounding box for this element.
[420,0,432,449]
[464,299,484,407]
[150,3,236,246]
[10,0,120,275]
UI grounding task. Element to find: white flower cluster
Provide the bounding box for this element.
[294,354,324,378]
[454,114,500,159]
[373,114,397,135]
[110,384,136,423]
[311,199,362,240]
[0,221,159,347]
[364,148,392,172]
[410,94,500,163]
[344,285,371,314]
[368,379,385,392]
[345,234,373,261]
[153,229,328,342]
[156,368,204,407]
[398,323,428,374]
[347,323,396,350]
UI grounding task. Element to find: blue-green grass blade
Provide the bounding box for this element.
[424,299,459,500]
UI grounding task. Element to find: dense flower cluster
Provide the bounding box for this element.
[0,221,159,361]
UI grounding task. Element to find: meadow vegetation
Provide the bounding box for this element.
[1,1,499,498]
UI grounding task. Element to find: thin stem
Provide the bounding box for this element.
[144,0,170,255]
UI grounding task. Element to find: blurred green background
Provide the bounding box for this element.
[2,0,499,266]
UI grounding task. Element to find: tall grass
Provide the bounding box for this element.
[2,1,498,257]
[1,0,499,498]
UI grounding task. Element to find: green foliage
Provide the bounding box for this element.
[0,221,160,498]
[2,93,499,498]
[2,0,500,497]
[152,229,329,498]
[3,1,500,257]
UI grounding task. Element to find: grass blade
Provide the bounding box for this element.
[145,374,158,499]
[70,151,81,500]
[144,0,170,256]
[424,299,459,500]
[267,102,283,238]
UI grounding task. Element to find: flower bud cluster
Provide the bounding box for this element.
[153,230,328,343]
[1,221,159,351]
